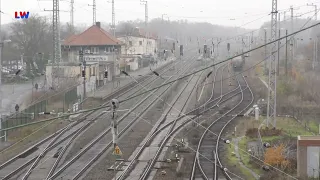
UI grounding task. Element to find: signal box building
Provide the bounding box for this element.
[61,22,123,81]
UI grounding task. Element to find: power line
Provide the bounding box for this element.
[88,0,96,25]
[119,21,320,104]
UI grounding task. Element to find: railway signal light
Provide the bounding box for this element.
[81,69,85,78]
[180,45,183,56]
[104,70,108,79]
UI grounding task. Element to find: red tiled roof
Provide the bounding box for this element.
[64,35,78,44]
[63,25,122,46]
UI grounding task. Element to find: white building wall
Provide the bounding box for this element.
[118,36,157,56]
[307,146,320,178]
[127,59,139,71]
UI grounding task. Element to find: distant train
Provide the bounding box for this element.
[231,55,245,71]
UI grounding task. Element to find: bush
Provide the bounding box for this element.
[245,127,282,138]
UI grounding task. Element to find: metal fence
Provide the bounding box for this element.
[0,86,79,140]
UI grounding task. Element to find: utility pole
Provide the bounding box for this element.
[290,6,294,63]
[307,3,317,69]
[112,0,116,84]
[44,0,62,89]
[70,0,74,29]
[111,99,119,148]
[0,0,2,109]
[88,0,96,25]
[264,29,268,74]
[277,28,280,76]
[80,50,86,101]
[227,43,231,86]
[140,0,148,55]
[267,0,278,127]
[285,30,288,77]
[53,0,61,89]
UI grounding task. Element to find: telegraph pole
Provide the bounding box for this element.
[112,0,116,84]
[80,50,86,101]
[88,0,96,25]
[264,29,268,74]
[267,0,278,127]
[307,3,317,69]
[277,13,280,76]
[285,30,288,77]
[0,0,2,109]
[53,0,61,89]
[140,0,148,54]
[290,6,294,63]
[227,43,231,86]
[70,0,74,29]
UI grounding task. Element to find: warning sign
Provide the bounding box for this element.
[113,145,122,156]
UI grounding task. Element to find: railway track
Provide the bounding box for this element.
[0,58,181,180]
[45,56,200,180]
[117,63,206,180]
[117,61,240,180]
[192,73,253,180]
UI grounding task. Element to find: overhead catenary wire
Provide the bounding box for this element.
[118,21,320,105]
[1,20,319,133]
[1,22,315,179]
[1,14,319,176]
[120,62,296,180]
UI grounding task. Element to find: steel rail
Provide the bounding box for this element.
[47,56,198,180]
[0,57,178,180]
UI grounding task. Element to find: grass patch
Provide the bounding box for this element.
[225,138,260,180]
[308,121,318,134]
[236,117,312,177]
[227,141,238,165]
[275,117,313,136]
[238,137,262,175]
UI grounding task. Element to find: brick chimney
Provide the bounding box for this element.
[96,22,101,28]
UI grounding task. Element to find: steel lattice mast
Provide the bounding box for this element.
[267,0,278,127]
[52,0,61,88]
[93,0,96,24]
[70,0,74,29]
[53,0,61,64]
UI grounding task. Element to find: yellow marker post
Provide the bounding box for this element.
[113,145,123,156]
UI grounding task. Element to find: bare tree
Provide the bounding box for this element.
[10,14,50,76]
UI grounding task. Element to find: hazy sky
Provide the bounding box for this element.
[2,0,320,29]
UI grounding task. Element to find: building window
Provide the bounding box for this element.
[91,47,99,54]
[129,41,132,46]
[92,67,96,76]
[105,47,109,53]
[139,41,142,46]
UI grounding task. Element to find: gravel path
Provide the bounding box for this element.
[233,136,260,180]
